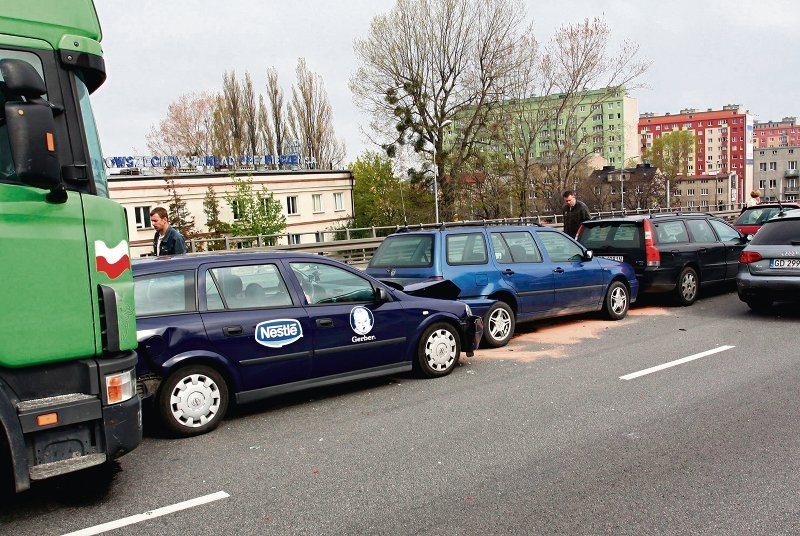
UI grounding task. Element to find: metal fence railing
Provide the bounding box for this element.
[130,205,745,266]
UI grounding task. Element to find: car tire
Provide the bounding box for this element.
[674,267,699,306]
[603,281,629,320]
[158,365,229,438]
[483,301,515,348]
[416,322,461,378]
[746,298,772,313]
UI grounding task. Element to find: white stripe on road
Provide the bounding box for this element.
[61,491,230,536]
[620,345,736,381]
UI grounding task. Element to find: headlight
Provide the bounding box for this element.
[464,303,472,316]
[105,368,135,404]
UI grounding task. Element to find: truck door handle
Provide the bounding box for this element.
[503,269,515,275]
[223,325,243,336]
[316,318,334,328]
[553,267,564,273]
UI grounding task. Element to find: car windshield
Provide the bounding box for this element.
[369,235,433,268]
[735,207,783,226]
[750,219,800,245]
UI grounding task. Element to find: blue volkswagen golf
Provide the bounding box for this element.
[366,223,639,347]
[133,251,479,437]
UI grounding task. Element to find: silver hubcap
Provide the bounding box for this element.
[610,286,627,315]
[681,273,697,300]
[169,373,221,428]
[488,307,512,342]
[425,329,457,371]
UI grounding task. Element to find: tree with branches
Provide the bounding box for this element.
[146,91,215,157]
[224,176,286,240]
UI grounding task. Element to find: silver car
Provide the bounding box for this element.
[737,208,800,311]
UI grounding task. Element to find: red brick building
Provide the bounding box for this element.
[638,105,754,206]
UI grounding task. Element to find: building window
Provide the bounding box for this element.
[769,162,777,171]
[134,206,152,229]
[312,194,323,213]
[687,189,695,196]
[231,199,243,221]
[286,196,298,215]
[769,179,777,188]
[759,163,767,171]
[334,192,344,211]
[289,234,302,245]
[700,188,709,196]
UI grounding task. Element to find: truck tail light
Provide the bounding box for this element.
[105,369,135,404]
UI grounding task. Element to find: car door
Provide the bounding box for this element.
[708,218,748,280]
[685,218,726,283]
[199,260,313,393]
[286,259,411,379]
[490,230,554,317]
[535,230,605,312]
[441,231,497,300]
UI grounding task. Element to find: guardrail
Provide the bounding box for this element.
[130,206,745,266]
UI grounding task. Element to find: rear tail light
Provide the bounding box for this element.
[739,251,763,264]
[643,220,660,267]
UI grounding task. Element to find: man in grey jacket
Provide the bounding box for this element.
[561,190,590,238]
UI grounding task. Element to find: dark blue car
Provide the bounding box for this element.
[133,251,479,437]
[366,224,639,347]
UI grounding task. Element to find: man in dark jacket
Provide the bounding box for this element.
[150,206,186,256]
[561,190,590,238]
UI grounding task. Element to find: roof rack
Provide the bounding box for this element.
[395,218,544,233]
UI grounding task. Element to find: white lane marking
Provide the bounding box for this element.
[620,345,736,381]
[61,491,230,536]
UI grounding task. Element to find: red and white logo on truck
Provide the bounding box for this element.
[95,240,131,279]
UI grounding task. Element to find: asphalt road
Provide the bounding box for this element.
[3,289,800,535]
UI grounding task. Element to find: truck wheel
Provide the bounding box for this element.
[158,365,229,437]
[603,281,629,320]
[674,267,699,306]
[416,322,460,378]
[483,301,515,348]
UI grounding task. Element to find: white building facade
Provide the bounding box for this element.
[108,169,354,257]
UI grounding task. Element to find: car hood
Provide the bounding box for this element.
[387,279,462,301]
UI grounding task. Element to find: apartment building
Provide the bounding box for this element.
[639,105,754,206]
[450,87,640,169]
[754,117,800,148]
[753,146,800,201]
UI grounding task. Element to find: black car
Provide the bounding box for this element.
[576,213,748,305]
[133,251,480,437]
[737,208,800,311]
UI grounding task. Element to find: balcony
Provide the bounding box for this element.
[785,169,799,178]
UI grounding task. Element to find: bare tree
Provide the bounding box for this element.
[351,0,531,220]
[257,95,274,157]
[221,70,245,155]
[265,67,288,161]
[146,92,216,156]
[288,58,346,169]
[241,71,259,157]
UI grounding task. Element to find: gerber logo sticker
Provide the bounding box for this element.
[95,240,131,280]
[350,306,376,343]
[255,319,303,348]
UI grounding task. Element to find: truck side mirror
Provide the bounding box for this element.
[1,59,63,197]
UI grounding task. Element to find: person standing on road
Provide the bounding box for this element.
[150,206,186,256]
[562,190,590,238]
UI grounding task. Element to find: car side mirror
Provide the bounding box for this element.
[374,286,390,303]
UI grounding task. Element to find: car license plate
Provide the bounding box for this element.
[770,258,800,269]
[598,255,624,262]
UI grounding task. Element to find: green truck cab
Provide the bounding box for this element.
[0,0,141,492]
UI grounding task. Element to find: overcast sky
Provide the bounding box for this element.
[92,0,799,164]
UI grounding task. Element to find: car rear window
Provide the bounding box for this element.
[369,235,434,268]
[750,219,800,245]
[578,222,642,248]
